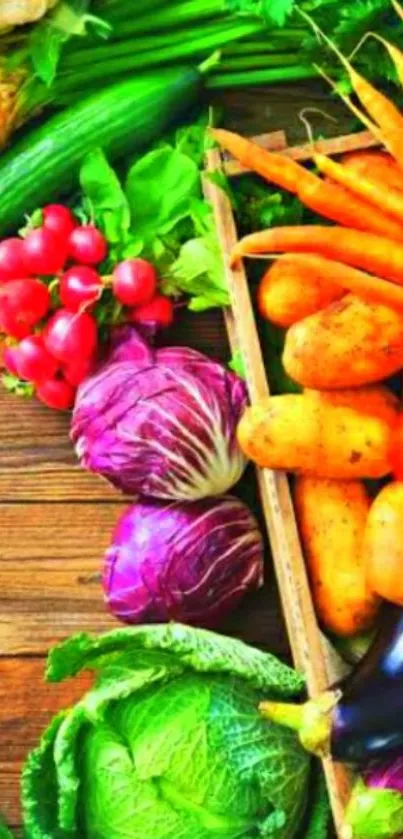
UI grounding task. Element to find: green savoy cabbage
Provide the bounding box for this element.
[22,623,323,839]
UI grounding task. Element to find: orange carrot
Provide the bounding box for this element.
[342,150,403,194]
[230,226,403,285]
[301,12,403,167]
[275,253,403,311]
[212,128,403,240]
[315,152,403,224]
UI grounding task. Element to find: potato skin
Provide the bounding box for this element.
[294,477,379,636]
[258,258,342,327]
[237,394,392,479]
[283,294,403,389]
[304,385,399,426]
[365,482,403,605]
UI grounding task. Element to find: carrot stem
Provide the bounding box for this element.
[300,9,403,167]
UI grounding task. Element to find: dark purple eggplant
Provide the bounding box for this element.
[260,604,403,764]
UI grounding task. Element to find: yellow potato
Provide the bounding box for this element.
[237,394,392,479]
[304,385,399,426]
[258,257,342,327]
[283,294,403,389]
[365,482,403,605]
[294,476,379,637]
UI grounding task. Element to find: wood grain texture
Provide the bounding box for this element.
[0,502,126,654]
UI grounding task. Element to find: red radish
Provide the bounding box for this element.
[68,226,107,265]
[37,377,76,411]
[60,266,102,311]
[0,279,51,338]
[130,295,174,328]
[43,309,98,363]
[16,335,58,384]
[64,354,96,386]
[43,205,76,239]
[0,238,28,283]
[23,227,68,275]
[3,345,21,376]
[112,259,157,307]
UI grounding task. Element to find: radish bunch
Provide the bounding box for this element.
[0,204,174,410]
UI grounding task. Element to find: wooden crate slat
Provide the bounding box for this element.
[223,128,379,176]
[204,140,353,835]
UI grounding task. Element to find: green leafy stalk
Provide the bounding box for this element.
[109,0,227,38]
[219,51,300,70]
[207,64,317,86]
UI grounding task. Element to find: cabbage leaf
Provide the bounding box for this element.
[22,624,315,839]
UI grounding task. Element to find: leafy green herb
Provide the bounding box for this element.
[77,122,229,312]
[229,349,247,379]
[27,0,110,86]
[2,373,34,398]
[234,175,303,236]
[79,148,132,258]
[164,230,229,311]
[125,147,199,240]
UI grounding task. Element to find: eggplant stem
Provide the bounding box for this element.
[260,691,340,758]
[259,700,305,732]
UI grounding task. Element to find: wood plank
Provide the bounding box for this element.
[223,129,379,176]
[0,657,93,829]
[0,502,126,654]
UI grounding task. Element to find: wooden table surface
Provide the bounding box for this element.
[0,82,350,835]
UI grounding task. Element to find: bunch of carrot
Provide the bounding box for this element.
[213,7,403,640]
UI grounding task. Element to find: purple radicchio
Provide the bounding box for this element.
[103,495,264,628]
[71,327,248,500]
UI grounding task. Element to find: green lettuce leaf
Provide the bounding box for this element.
[79,147,132,252]
[125,146,199,241]
[164,232,229,311]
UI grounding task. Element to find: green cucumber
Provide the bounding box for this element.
[0,67,202,236]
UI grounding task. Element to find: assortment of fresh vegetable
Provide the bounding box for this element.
[103,495,264,627]
[5,2,403,838]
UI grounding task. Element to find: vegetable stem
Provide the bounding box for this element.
[219,53,298,71]
[207,65,317,87]
[55,19,265,88]
[109,0,226,38]
[260,691,339,757]
[62,18,262,67]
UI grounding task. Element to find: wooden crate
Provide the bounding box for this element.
[203,128,380,837]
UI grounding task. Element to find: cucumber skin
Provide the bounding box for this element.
[0,68,202,236]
